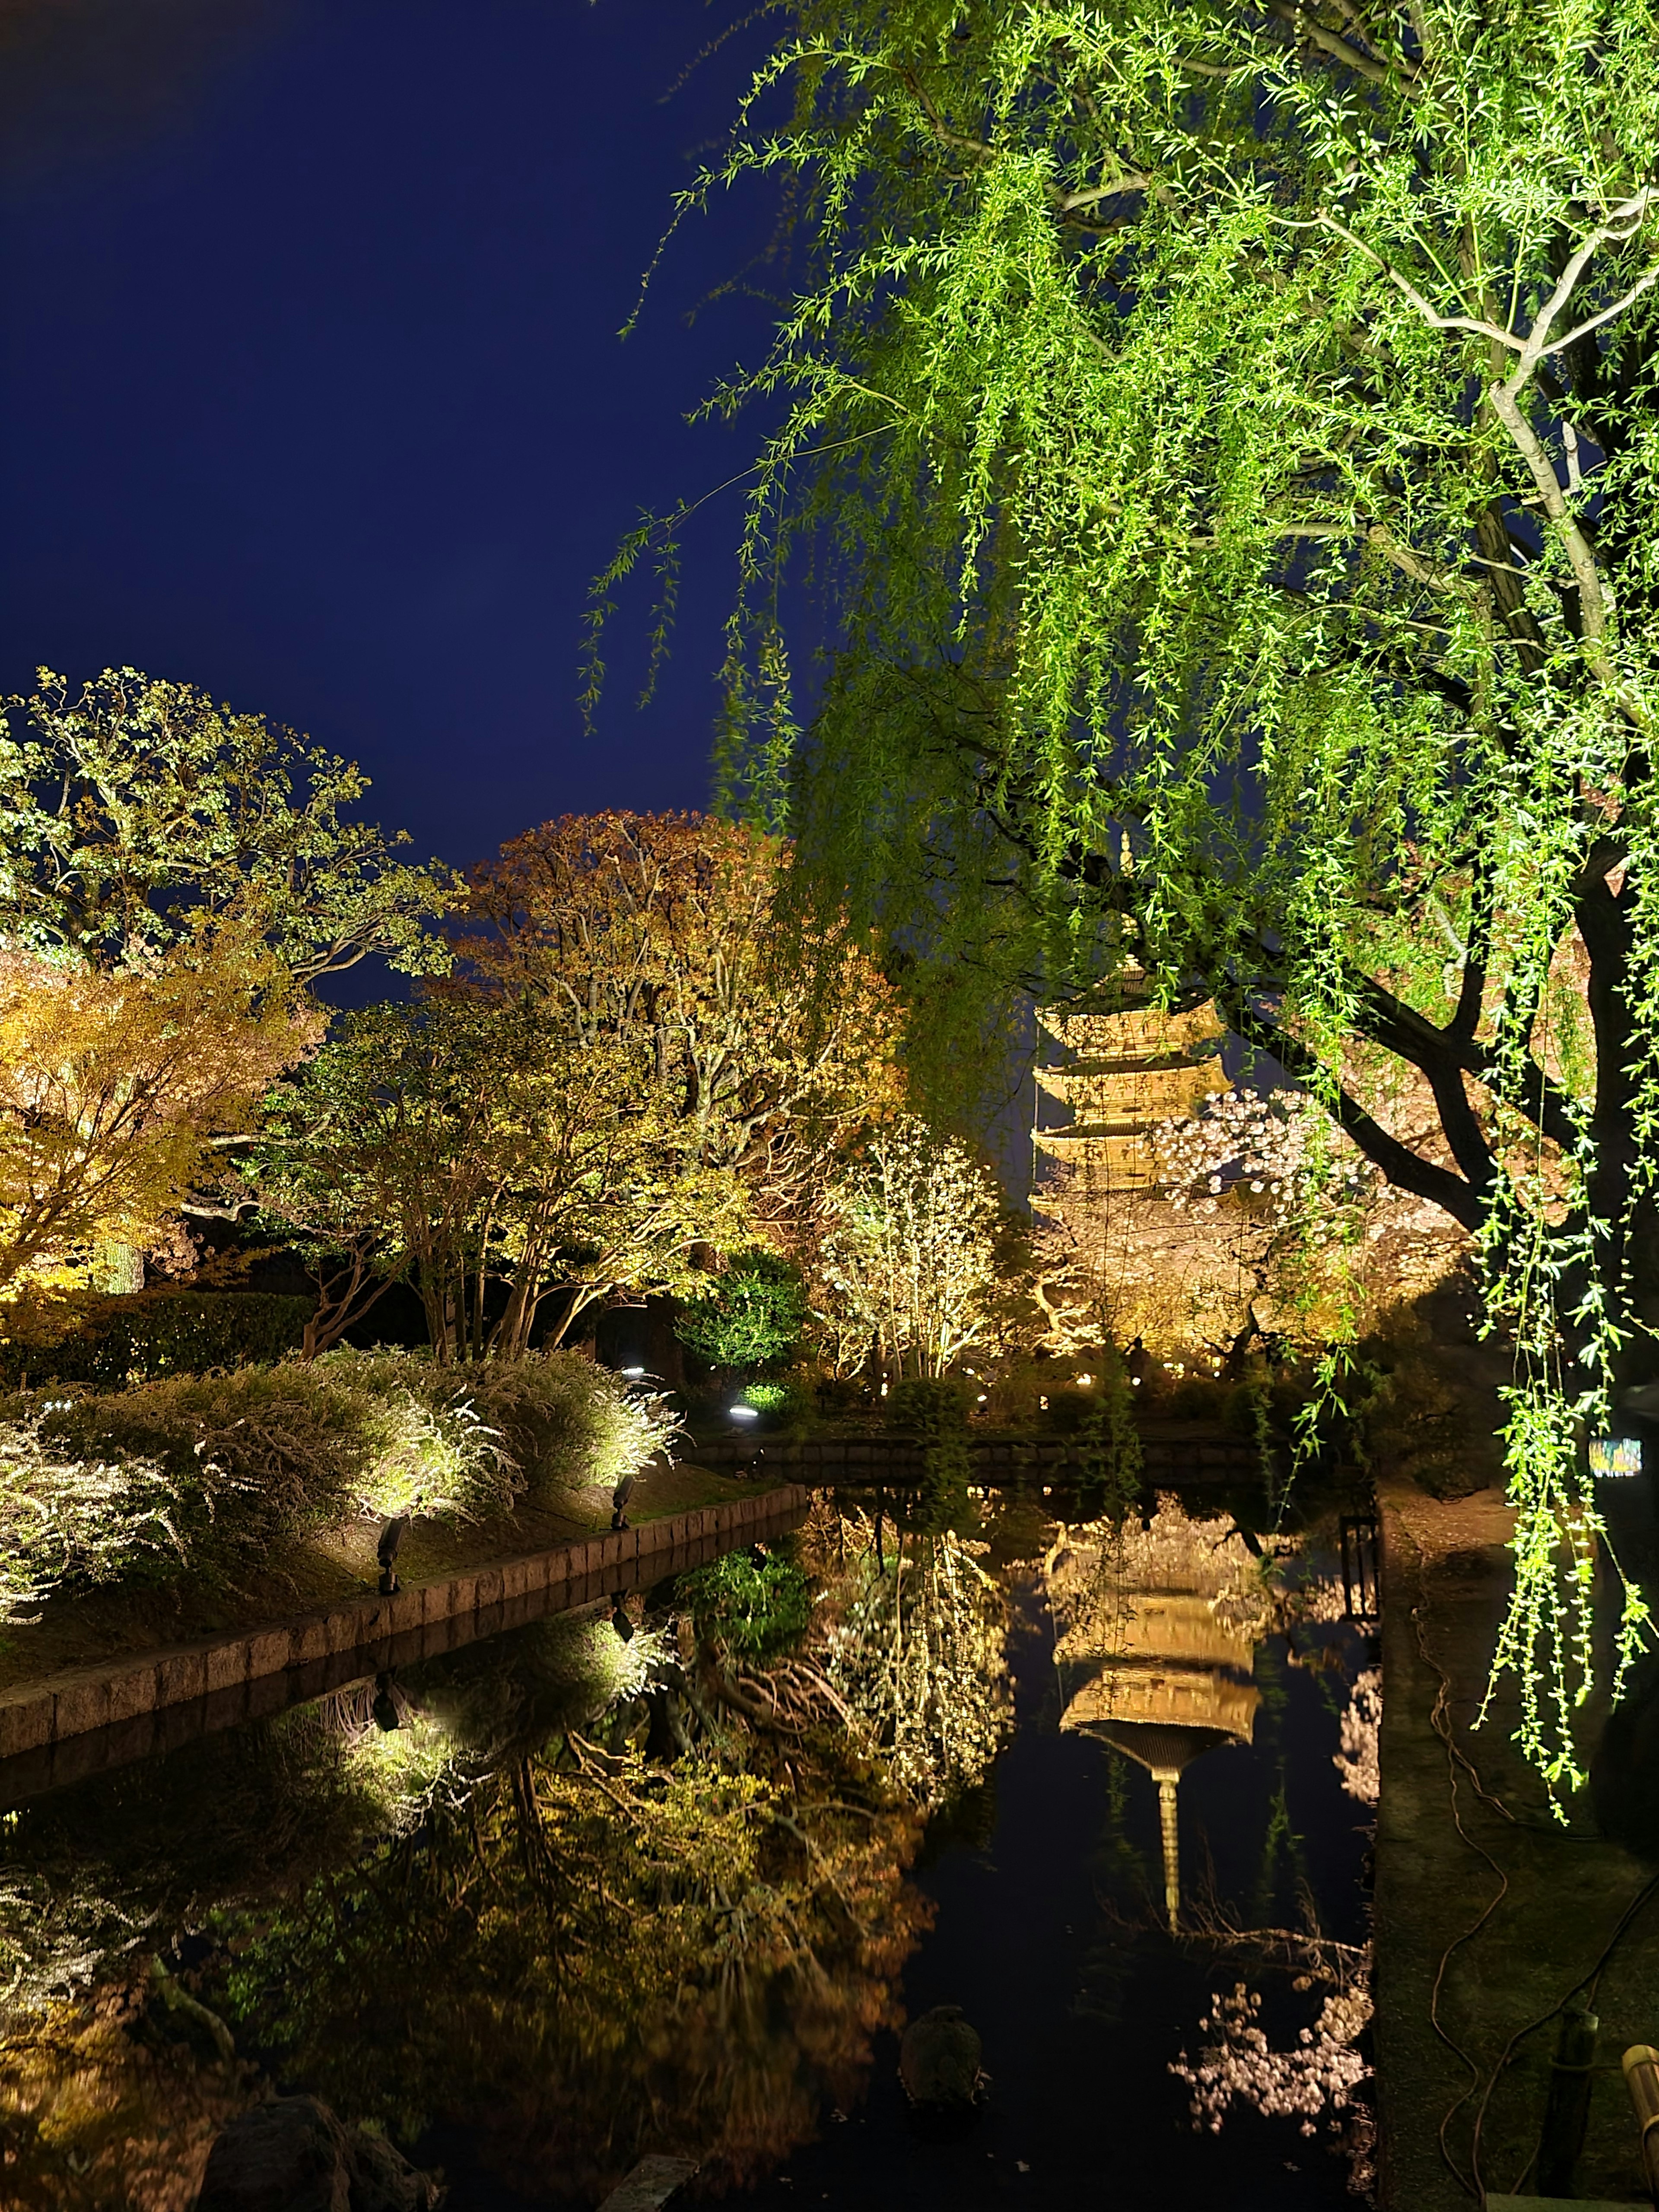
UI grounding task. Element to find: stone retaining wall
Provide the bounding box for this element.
[0,1484,810,1806]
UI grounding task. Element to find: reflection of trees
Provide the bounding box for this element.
[0,1983,253,2212]
[0,1698,400,2211]
[204,1611,928,2199]
[210,1733,923,2198]
[0,1705,395,2020]
[0,1516,1017,2205]
[809,1506,1012,1809]
[1168,1943,1375,2200]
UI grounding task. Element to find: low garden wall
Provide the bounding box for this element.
[0,1483,810,1805]
[692,1430,1260,1481]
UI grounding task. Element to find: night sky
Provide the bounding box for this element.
[0,0,782,880]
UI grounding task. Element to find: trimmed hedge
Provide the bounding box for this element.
[0,1292,315,1388]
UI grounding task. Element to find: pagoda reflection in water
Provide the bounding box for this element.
[1046,1501,1265,1931]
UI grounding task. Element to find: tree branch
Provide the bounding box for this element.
[1219,990,1486,1230]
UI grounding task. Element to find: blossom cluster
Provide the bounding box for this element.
[1333,1667,1383,1806]
[1170,1967,1373,2138]
[1150,1087,1379,1240]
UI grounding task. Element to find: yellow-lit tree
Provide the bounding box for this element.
[254,993,747,1361]
[457,811,904,1225]
[0,944,313,1310]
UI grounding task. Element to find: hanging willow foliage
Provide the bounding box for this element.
[598,0,1659,1801]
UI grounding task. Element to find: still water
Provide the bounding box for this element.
[0,1487,1375,2209]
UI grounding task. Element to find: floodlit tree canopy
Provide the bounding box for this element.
[621,0,1659,1791]
[0,670,451,982]
[458,810,905,1215]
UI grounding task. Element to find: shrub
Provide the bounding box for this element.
[1044,1385,1098,1435]
[440,1351,675,1500]
[0,1291,315,1387]
[674,1252,808,1370]
[0,1416,191,1621]
[739,1372,817,1432]
[0,1349,676,1622]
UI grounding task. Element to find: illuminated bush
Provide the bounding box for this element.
[0,1348,673,1622]
[675,1251,809,1370]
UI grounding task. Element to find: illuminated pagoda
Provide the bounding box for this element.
[1033,984,1225,1197]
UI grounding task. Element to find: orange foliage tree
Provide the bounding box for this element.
[457,811,905,1232]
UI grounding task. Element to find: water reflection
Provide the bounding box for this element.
[1042,1497,1375,2196]
[0,1488,1375,2208]
[1047,1506,1268,1929]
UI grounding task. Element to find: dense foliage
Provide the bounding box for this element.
[626,0,1659,1792]
[0,1293,314,1388]
[681,1542,814,1660]
[675,1248,810,1368]
[457,812,904,1217]
[0,943,312,1306]
[253,991,744,1362]
[0,1350,670,1621]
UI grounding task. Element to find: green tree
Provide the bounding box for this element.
[0,669,450,982]
[619,0,1659,1794]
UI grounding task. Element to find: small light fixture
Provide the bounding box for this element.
[621,1365,646,1379]
[977,1392,988,1402]
[730,1405,760,1422]
[1076,1373,1093,1387]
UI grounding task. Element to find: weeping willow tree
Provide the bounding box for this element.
[602,0,1659,1796]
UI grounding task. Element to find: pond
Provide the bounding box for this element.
[0,1484,1377,2210]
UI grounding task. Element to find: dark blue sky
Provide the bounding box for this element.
[0,0,783,877]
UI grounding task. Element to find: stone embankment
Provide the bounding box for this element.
[0,1484,810,1807]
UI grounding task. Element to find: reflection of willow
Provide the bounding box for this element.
[812,1509,1012,1807]
[1047,1500,1268,1931]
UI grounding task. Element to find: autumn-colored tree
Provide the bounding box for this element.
[0,945,313,1310]
[255,994,745,1360]
[457,811,903,1222]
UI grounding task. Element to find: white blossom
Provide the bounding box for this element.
[1170,1961,1373,2144]
[1333,1668,1382,1806]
